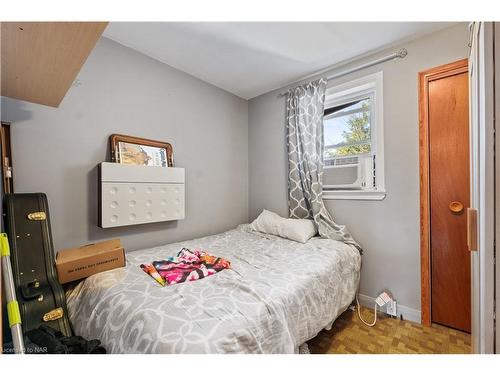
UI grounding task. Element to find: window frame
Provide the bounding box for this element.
[322,71,386,201]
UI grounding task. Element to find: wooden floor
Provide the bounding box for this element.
[307,308,471,354]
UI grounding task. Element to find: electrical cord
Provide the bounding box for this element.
[355,294,378,327]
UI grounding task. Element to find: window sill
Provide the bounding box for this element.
[322,190,386,201]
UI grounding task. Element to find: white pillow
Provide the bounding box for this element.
[250,210,317,243]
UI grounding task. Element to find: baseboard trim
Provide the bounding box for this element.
[357,293,421,324]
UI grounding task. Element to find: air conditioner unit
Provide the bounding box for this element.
[323,155,373,190]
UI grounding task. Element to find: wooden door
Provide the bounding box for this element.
[420,59,471,333]
[1,122,13,194]
[0,121,13,352]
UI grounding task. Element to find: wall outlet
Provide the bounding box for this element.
[375,292,392,307]
[386,300,397,317]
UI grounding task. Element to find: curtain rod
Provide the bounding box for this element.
[277,48,408,97]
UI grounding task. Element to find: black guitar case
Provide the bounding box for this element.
[3,193,72,337]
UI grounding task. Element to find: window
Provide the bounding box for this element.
[322,72,385,200]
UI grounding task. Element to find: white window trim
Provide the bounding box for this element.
[322,190,387,201]
[322,71,386,201]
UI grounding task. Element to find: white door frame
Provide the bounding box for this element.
[469,21,495,354]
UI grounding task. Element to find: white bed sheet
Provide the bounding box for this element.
[66,224,360,353]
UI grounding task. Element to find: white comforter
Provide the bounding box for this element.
[66,225,361,353]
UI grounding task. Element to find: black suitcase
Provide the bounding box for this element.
[3,193,72,337]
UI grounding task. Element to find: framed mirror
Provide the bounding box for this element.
[109,134,174,167]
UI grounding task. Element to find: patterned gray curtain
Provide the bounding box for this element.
[286,78,360,251]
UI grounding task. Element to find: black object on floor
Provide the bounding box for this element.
[24,325,106,354]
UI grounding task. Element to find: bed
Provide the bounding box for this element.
[66,224,361,353]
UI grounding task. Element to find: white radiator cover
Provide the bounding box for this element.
[98,162,185,228]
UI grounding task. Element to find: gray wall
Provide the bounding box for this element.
[248,24,469,311]
[0,37,249,253]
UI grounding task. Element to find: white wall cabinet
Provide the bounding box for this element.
[98,162,185,228]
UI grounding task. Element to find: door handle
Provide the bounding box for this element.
[449,201,464,213]
[467,208,478,252]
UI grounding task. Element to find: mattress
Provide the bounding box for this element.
[66,224,361,354]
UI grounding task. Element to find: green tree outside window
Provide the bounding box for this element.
[325,102,371,158]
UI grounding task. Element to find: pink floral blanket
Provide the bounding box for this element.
[140,248,231,286]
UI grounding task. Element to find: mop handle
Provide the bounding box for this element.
[1,233,25,354]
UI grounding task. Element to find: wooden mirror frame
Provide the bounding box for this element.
[109,134,174,167]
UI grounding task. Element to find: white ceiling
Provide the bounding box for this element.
[103,22,458,99]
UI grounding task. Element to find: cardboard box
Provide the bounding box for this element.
[56,239,125,284]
